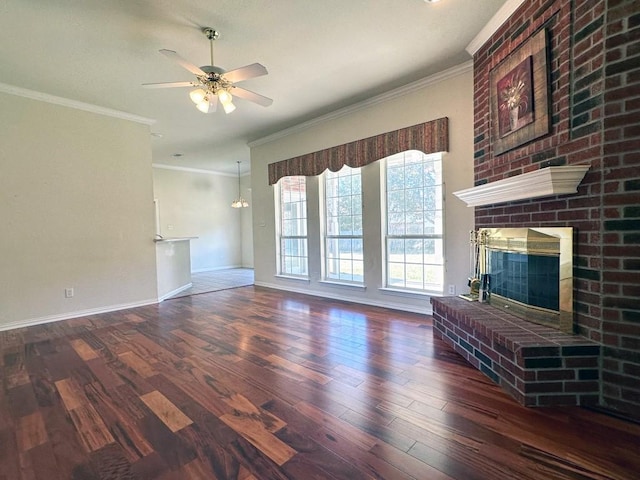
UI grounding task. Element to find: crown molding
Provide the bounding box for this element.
[0,82,155,125]
[453,165,591,207]
[466,0,526,56]
[152,163,245,177]
[248,61,473,148]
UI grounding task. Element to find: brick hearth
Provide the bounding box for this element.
[431,297,600,407]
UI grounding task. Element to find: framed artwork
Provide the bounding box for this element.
[490,28,550,155]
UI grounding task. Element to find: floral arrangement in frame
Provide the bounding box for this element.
[490,28,550,155]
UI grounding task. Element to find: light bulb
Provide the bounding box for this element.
[223,101,236,114]
[196,98,210,113]
[218,90,232,104]
[189,88,206,104]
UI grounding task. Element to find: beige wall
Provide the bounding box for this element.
[250,65,474,313]
[152,167,248,271]
[0,92,157,329]
[240,173,254,268]
[156,239,192,299]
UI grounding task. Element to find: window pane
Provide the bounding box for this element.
[424,185,443,211]
[424,210,443,235]
[338,176,352,196]
[352,173,362,193]
[353,215,363,236]
[338,196,351,216]
[406,264,424,289]
[388,212,405,236]
[406,239,423,260]
[406,188,423,212]
[326,177,338,197]
[353,239,363,255]
[387,166,404,190]
[387,190,405,213]
[405,163,424,188]
[406,212,424,235]
[388,239,405,259]
[338,216,352,235]
[282,219,294,236]
[388,263,406,287]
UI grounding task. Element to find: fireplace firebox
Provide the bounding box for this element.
[478,227,573,334]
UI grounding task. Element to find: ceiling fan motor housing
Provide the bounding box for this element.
[201,65,226,76]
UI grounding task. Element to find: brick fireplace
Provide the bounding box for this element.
[451,0,640,419]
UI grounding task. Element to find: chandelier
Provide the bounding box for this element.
[231,161,249,208]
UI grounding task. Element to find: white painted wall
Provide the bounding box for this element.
[0,92,157,329]
[250,65,475,314]
[152,167,245,272]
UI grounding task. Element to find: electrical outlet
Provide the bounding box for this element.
[65,288,74,298]
[448,284,456,295]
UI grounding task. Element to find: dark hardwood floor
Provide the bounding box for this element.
[1,287,639,479]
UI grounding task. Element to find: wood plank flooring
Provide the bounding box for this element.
[1,286,639,479]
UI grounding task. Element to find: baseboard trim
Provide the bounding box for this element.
[0,298,159,332]
[158,283,192,302]
[253,281,432,315]
[191,265,243,273]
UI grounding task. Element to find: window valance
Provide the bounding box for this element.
[267,117,449,185]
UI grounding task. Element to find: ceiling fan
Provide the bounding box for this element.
[143,27,272,114]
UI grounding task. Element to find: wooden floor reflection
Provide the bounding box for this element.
[1,286,638,479]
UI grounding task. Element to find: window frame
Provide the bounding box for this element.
[382,150,444,294]
[275,176,309,278]
[320,166,364,285]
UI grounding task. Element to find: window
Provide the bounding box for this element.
[322,166,363,283]
[384,150,444,292]
[276,176,308,276]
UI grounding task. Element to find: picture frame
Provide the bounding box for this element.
[490,28,550,155]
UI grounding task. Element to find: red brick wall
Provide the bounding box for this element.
[472,0,640,420]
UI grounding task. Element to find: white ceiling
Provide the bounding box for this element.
[0,0,507,174]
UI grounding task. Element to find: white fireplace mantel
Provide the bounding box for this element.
[453,165,591,208]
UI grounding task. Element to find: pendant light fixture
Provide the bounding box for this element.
[231,161,249,208]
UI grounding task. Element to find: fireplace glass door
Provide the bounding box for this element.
[479,227,573,333]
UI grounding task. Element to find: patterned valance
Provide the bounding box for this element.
[267,117,449,185]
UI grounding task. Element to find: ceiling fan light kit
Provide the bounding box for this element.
[143,27,272,114]
[189,88,207,104]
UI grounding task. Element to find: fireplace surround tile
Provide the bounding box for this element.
[431,296,601,407]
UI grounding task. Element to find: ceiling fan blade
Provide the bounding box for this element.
[231,86,273,107]
[159,49,206,76]
[223,63,268,83]
[142,81,197,89]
